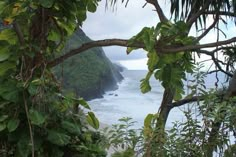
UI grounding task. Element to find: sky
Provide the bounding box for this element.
[82,0,236,70]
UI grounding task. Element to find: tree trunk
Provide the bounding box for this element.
[206,120,222,157]
[147,88,175,157]
[158,88,175,127]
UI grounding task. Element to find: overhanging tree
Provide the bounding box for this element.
[49,0,236,126]
[49,0,236,156]
[1,0,236,156]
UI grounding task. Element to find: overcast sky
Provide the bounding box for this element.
[82,0,236,70]
[82,0,158,66]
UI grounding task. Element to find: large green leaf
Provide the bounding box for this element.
[0,80,19,103]
[0,46,10,62]
[0,29,17,45]
[29,109,46,126]
[140,72,153,93]
[147,51,158,71]
[61,120,81,134]
[47,130,71,146]
[0,115,8,122]
[47,29,61,42]
[86,112,99,129]
[7,118,20,132]
[28,79,41,96]
[143,114,155,138]
[140,79,151,94]
[0,122,6,131]
[144,114,154,128]
[79,98,91,109]
[0,62,15,76]
[1,87,19,102]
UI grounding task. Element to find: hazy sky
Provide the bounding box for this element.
[82,0,236,70]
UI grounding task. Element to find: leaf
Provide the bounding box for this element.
[47,130,71,146]
[16,135,30,157]
[144,114,154,128]
[0,115,8,122]
[140,72,153,93]
[79,98,91,109]
[61,120,81,134]
[173,90,183,101]
[0,62,15,76]
[0,46,10,62]
[0,81,19,102]
[147,51,158,71]
[140,79,151,94]
[0,123,6,131]
[29,109,46,126]
[86,112,99,129]
[28,79,41,96]
[57,20,76,36]
[28,83,38,96]
[2,89,19,102]
[0,29,17,44]
[39,0,54,8]
[7,118,20,132]
[47,30,60,42]
[126,47,138,54]
[87,1,97,12]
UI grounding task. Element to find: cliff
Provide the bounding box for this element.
[53,28,123,100]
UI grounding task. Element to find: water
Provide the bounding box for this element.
[89,70,226,129]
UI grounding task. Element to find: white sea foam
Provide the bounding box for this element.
[89,70,227,129]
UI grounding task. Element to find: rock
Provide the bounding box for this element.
[53,27,123,100]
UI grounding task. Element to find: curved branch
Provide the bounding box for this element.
[198,49,233,77]
[48,39,144,67]
[196,15,219,42]
[169,96,204,108]
[205,11,236,17]
[162,37,236,53]
[146,0,168,22]
[13,21,25,45]
[48,37,236,68]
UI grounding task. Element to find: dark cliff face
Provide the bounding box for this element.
[54,27,123,100]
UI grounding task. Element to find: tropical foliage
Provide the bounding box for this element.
[0,0,105,156]
[1,0,236,157]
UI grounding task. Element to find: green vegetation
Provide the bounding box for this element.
[53,28,123,100]
[0,0,107,156]
[0,0,236,157]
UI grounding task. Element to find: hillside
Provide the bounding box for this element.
[53,28,123,100]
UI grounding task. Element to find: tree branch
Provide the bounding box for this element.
[198,49,233,77]
[162,37,236,53]
[207,69,222,75]
[146,0,168,22]
[48,36,236,68]
[48,39,144,67]
[13,21,25,45]
[196,15,219,42]
[169,96,204,108]
[205,11,236,17]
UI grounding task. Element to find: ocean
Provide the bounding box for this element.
[89,70,226,129]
